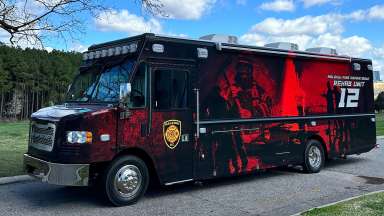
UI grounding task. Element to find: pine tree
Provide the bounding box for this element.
[0,45,81,120]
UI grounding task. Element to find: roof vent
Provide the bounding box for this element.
[199,34,238,44]
[306,47,337,55]
[264,42,299,51]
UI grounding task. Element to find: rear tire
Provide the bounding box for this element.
[103,155,149,206]
[303,140,325,173]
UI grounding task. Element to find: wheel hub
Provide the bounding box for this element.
[308,145,321,169]
[114,165,142,198]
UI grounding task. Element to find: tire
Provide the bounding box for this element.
[103,155,149,206]
[302,140,325,173]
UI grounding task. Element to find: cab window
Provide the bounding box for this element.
[153,69,188,110]
[128,63,147,108]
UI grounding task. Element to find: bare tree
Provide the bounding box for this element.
[0,0,163,47]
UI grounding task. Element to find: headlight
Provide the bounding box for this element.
[67,131,92,144]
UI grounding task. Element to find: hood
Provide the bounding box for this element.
[31,104,110,121]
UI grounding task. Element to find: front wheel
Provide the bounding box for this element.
[103,155,149,206]
[303,140,325,173]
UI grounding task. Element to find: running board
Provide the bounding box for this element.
[165,179,194,186]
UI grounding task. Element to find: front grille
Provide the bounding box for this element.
[30,122,56,152]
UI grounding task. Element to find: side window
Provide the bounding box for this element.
[129,63,147,108]
[154,69,189,109]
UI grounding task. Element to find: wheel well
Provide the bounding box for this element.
[307,135,328,160]
[114,148,160,186]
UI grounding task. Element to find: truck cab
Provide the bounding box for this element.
[24,33,197,206]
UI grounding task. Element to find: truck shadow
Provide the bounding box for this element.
[143,156,371,199]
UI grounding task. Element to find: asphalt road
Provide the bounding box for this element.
[1,140,384,216]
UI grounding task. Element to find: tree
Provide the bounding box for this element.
[0,0,163,47]
[0,59,11,118]
[375,92,384,113]
[0,44,82,120]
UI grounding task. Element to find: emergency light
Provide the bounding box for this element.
[82,42,138,61]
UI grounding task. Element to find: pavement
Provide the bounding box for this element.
[1,140,384,216]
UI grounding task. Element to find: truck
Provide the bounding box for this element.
[24,33,377,206]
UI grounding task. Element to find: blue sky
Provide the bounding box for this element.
[10,0,384,72]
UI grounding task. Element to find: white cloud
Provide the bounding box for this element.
[240,16,373,57]
[158,0,216,20]
[260,0,295,12]
[240,33,266,46]
[346,5,384,21]
[367,5,384,19]
[0,29,10,43]
[250,14,344,36]
[45,47,54,52]
[240,32,383,71]
[372,46,384,72]
[313,34,372,57]
[300,0,334,8]
[236,0,247,6]
[95,10,162,35]
[240,6,384,72]
[69,43,88,53]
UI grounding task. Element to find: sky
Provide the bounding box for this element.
[4,0,384,75]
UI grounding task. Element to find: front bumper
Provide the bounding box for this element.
[23,154,89,186]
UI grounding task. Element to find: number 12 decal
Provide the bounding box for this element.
[338,88,360,108]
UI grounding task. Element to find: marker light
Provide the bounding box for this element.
[95,50,101,59]
[197,48,208,58]
[353,63,361,71]
[67,131,92,144]
[122,45,130,54]
[108,48,114,56]
[101,49,108,58]
[129,43,138,53]
[115,46,122,55]
[82,53,89,61]
[367,65,373,71]
[88,52,94,60]
[152,44,164,53]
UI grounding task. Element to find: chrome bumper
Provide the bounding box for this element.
[23,154,89,186]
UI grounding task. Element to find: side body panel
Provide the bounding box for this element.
[195,48,376,179]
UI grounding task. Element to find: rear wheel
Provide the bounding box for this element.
[303,140,325,173]
[103,155,149,206]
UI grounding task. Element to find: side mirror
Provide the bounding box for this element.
[119,83,131,103]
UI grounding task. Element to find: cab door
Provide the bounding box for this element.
[149,64,194,184]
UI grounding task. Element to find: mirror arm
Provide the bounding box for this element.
[118,101,128,109]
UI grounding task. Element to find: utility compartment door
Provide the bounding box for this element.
[149,64,194,184]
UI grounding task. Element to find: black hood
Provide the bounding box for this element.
[31,104,107,122]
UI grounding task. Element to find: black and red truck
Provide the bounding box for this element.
[24,33,377,206]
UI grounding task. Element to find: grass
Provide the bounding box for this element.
[376,113,384,136]
[302,192,384,216]
[0,121,29,177]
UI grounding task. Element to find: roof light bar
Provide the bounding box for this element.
[82,42,138,61]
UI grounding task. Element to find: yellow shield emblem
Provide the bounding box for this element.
[163,120,181,149]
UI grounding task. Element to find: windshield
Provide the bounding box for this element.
[66,60,135,103]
